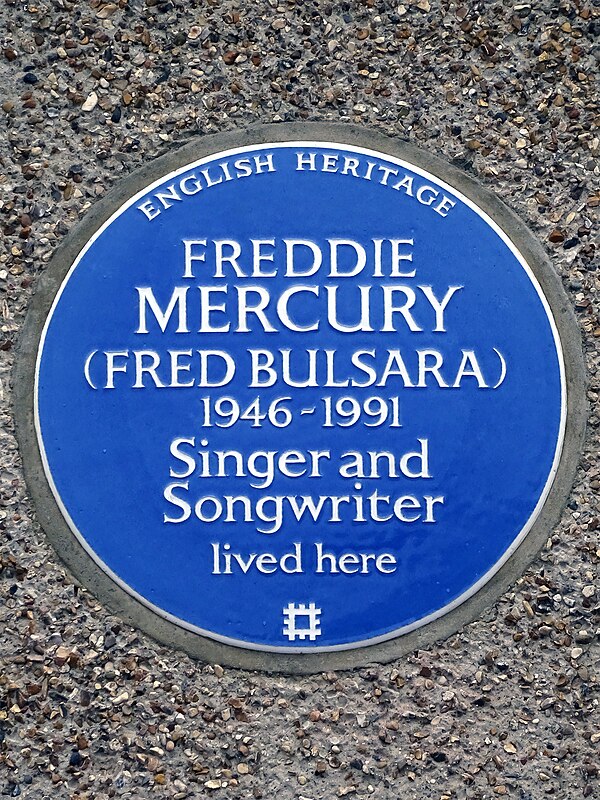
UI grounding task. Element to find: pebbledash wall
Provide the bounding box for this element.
[2,4,599,798]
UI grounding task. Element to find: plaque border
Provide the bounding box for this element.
[14,123,587,673]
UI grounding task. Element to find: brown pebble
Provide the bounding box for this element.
[223,51,239,65]
[146,755,160,772]
[96,3,118,18]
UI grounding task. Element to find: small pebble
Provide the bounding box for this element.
[81,92,98,112]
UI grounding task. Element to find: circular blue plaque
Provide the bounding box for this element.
[28,131,575,660]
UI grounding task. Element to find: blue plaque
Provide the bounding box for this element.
[25,128,581,665]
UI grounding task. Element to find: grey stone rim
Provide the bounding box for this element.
[13,123,587,674]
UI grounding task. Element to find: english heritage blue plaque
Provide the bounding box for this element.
[30,132,572,659]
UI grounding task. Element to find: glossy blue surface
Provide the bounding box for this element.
[36,144,563,649]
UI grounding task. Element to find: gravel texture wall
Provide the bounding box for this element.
[0,1,598,799]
